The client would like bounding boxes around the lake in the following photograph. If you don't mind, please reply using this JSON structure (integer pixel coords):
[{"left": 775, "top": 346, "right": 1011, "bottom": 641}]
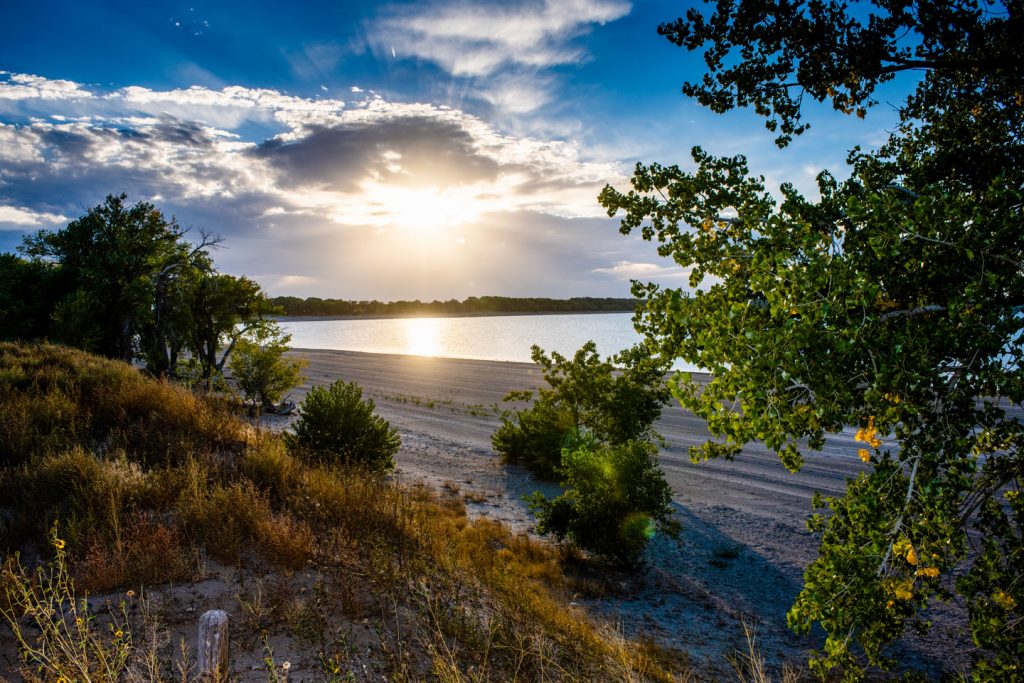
[{"left": 280, "top": 312, "right": 697, "bottom": 369}]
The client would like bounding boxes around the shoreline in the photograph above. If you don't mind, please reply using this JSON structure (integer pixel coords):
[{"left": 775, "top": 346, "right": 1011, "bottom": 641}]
[
  {"left": 272, "top": 346, "right": 959, "bottom": 674},
  {"left": 274, "top": 309, "right": 636, "bottom": 322}
]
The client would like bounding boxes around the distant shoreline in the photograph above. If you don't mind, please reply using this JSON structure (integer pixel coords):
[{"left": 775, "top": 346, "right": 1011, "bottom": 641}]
[{"left": 273, "top": 310, "right": 635, "bottom": 323}]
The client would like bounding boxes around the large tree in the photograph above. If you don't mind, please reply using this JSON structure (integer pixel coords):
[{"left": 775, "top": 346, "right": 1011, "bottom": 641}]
[
  {"left": 20, "top": 195, "right": 277, "bottom": 383},
  {"left": 600, "top": 1, "right": 1022, "bottom": 679},
  {"left": 22, "top": 194, "right": 190, "bottom": 363}
]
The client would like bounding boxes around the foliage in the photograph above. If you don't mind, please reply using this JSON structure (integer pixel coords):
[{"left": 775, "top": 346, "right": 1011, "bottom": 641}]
[
  {"left": 50, "top": 288, "right": 103, "bottom": 352},
  {"left": 600, "top": 0, "right": 1022, "bottom": 678},
  {"left": 0, "top": 342, "right": 683, "bottom": 681},
  {"left": 186, "top": 272, "right": 279, "bottom": 389},
  {"left": 285, "top": 379, "right": 400, "bottom": 473},
  {"left": 17, "top": 193, "right": 275, "bottom": 381},
  {"left": 492, "top": 342, "right": 671, "bottom": 479},
  {"left": 529, "top": 439, "right": 679, "bottom": 566},
  {"left": 21, "top": 194, "right": 194, "bottom": 363},
  {"left": 1, "top": 527, "right": 133, "bottom": 682},
  {"left": 0, "top": 253, "right": 57, "bottom": 341},
  {"left": 229, "top": 325, "right": 306, "bottom": 418},
  {"left": 659, "top": 0, "right": 1023, "bottom": 149}
]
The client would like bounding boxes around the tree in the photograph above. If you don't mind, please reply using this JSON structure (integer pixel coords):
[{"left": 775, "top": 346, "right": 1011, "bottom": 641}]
[
  {"left": 0, "top": 254, "right": 58, "bottom": 341},
  {"left": 285, "top": 380, "right": 400, "bottom": 473},
  {"left": 599, "top": 1, "right": 1022, "bottom": 678},
  {"left": 18, "top": 195, "right": 275, "bottom": 382},
  {"left": 22, "top": 194, "right": 192, "bottom": 363},
  {"left": 492, "top": 342, "right": 671, "bottom": 479},
  {"left": 228, "top": 326, "right": 306, "bottom": 422},
  {"left": 185, "top": 273, "right": 279, "bottom": 389},
  {"left": 529, "top": 438, "right": 679, "bottom": 566}
]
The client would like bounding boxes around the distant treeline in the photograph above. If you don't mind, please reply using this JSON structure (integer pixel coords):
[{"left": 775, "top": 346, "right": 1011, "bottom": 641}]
[{"left": 270, "top": 296, "right": 640, "bottom": 317}]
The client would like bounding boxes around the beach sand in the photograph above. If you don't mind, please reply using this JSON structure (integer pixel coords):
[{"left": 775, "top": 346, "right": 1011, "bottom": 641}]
[{"left": 270, "top": 348, "right": 965, "bottom": 676}]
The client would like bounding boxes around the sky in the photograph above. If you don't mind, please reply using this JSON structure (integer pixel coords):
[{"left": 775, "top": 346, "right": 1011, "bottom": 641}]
[{"left": 0, "top": 0, "right": 908, "bottom": 300}]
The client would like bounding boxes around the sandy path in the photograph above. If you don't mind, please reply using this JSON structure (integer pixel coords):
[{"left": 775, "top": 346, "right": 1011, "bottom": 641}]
[{"left": 274, "top": 348, "right": 963, "bottom": 677}]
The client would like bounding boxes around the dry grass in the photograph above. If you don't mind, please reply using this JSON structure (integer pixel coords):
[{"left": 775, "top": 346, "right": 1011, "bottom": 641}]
[{"left": 0, "top": 343, "right": 689, "bottom": 681}]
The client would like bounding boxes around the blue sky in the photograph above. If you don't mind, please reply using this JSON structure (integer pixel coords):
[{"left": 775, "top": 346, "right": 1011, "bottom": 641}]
[{"left": 0, "top": 0, "right": 907, "bottom": 300}]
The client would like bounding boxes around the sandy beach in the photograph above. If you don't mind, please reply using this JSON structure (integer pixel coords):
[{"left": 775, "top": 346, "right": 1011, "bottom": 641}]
[{"left": 275, "top": 348, "right": 964, "bottom": 677}]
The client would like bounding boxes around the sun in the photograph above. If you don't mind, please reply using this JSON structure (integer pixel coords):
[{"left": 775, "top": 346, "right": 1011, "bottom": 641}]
[{"left": 361, "top": 182, "right": 485, "bottom": 233}]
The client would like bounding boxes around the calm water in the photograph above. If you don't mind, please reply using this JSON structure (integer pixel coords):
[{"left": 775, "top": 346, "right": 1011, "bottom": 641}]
[{"left": 281, "top": 312, "right": 662, "bottom": 365}]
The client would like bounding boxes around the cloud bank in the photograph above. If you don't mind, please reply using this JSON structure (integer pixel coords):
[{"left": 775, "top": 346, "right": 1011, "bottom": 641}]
[{"left": 0, "top": 71, "right": 678, "bottom": 299}]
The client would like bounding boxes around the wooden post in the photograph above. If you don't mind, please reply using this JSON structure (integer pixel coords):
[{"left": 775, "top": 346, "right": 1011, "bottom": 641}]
[{"left": 197, "top": 609, "right": 229, "bottom": 681}]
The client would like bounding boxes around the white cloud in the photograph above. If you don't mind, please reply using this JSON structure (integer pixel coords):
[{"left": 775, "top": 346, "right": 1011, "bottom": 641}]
[
  {"left": 0, "top": 72, "right": 93, "bottom": 101},
  {"left": 378, "top": 0, "right": 630, "bottom": 76},
  {"left": 0, "top": 205, "right": 68, "bottom": 230},
  {"left": 371, "top": 0, "right": 629, "bottom": 115},
  {"left": 0, "top": 75, "right": 623, "bottom": 224},
  {"left": 477, "top": 74, "right": 554, "bottom": 114},
  {"left": 0, "top": 72, "right": 657, "bottom": 298}
]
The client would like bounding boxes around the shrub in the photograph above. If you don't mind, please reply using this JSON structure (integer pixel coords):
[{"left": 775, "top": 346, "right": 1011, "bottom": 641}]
[
  {"left": 229, "top": 326, "right": 306, "bottom": 418},
  {"left": 529, "top": 440, "right": 679, "bottom": 566},
  {"left": 491, "top": 396, "right": 574, "bottom": 479},
  {"left": 492, "top": 342, "right": 670, "bottom": 479},
  {"left": 285, "top": 380, "right": 400, "bottom": 473}
]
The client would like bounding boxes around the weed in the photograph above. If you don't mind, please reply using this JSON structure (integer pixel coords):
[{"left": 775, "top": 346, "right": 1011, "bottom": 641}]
[{"left": 1, "top": 527, "right": 133, "bottom": 682}]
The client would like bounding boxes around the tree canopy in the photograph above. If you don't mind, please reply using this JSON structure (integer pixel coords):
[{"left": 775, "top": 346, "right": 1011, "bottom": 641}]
[
  {"left": 12, "top": 194, "right": 279, "bottom": 387},
  {"left": 600, "top": 0, "right": 1022, "bottom": 678}
]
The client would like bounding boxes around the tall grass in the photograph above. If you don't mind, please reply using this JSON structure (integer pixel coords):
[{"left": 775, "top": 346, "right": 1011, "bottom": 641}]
[{"left": 0, "top": 343, "right": 686, "bottom": 681}]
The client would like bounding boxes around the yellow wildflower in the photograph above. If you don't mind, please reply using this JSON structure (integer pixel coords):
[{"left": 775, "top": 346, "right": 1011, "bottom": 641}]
[
  {"left": 858, "top": 448, "right": 871, "bottom": 463},
  {"left": 916, "top": 566, "right": 940, "bottom": 578},
  {"left": 894, "top": 587, "right": 913, "bottom": 601},
  {"left": 54, "top": 538, "right": 65, "bottom": 550},
  {"left": 993, "top": 590, "right": 1017, "bottom": 611},
  {"left": 114, "top": 629, "right": 124, "bottom": 639},
  {"left": 906, "top": 545, "right": 918, "bottom": 566}
]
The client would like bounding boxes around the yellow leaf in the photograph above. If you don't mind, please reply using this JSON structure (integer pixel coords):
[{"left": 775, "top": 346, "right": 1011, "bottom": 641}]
[
  {"left": 906, "top": 545, "right": 918, "bottom": 566},
  {"left": 858, "top": 448, "right": 871, "bottom": 463},
  {"left": 993, "top": 590, "right": 1017, "bottom": 611},
  {"left": 915, "top": 566, "right": 939, "bottom": 578}
]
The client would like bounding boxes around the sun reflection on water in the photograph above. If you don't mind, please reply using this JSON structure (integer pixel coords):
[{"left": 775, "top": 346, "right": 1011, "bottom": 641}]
[{"left": 403, "top": 317, "right": 442, "bottom": 357}]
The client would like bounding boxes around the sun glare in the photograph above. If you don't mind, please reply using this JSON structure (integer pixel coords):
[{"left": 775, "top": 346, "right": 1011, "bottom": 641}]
[
  {"left": 358, "top": 182, "right": 486, "bottom": 232},
  {"left": 403, "top": 317, "right": 442, "bottom": 357}
]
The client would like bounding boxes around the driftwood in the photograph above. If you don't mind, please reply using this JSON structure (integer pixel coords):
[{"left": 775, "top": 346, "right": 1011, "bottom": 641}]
[{"left": 197, "top": 609, "right": 229, "bottom": 681}]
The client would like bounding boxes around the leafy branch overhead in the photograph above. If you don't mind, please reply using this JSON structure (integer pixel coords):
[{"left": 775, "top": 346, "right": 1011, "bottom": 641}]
[
  {"left": 660, "top": 0, "right": 1023, "bottom": 146},
  {"left": 602, "top": 0, "right": 1023, "bottom": 678}
]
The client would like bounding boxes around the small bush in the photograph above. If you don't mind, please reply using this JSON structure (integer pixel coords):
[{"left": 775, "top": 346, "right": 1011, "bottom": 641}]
[
  {"left": 491, "top": 397, "right": 574, "bottom": 479},
  {"left": 529, "top": 440, "right": 679, "bottom": 566},
  {"left": 285, "top": 380, "right": 400, "bottom": 473},
  {"left": 492, "top": 342, "right": 670, "bottom": 480}
]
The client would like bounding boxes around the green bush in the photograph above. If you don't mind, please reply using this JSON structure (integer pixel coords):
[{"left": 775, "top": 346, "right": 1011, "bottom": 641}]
[
  {"left": 492, "top": 342, "right": 670, "bottom": 479},
  {"left": 229, "top": 326, "right": 306, "bottom": 417},
  {"left": 529, "top": 439, "right": 679, "bottom": 566},
  {"left": 491, "top": 395, "right": 574, "bottom": 479},
  {"left": 285, "top": 380, "right": 400, "bottom": 473}
]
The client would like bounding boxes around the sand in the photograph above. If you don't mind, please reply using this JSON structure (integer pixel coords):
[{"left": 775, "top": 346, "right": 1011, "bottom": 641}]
[{"left": 269, "top": 348, "right": 966, "bottom": 677}]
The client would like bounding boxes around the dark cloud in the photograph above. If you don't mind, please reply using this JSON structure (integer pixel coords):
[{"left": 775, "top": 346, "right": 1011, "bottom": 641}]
[{"left": 253, "top": 116, "right": 501, "bottom": 190}]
